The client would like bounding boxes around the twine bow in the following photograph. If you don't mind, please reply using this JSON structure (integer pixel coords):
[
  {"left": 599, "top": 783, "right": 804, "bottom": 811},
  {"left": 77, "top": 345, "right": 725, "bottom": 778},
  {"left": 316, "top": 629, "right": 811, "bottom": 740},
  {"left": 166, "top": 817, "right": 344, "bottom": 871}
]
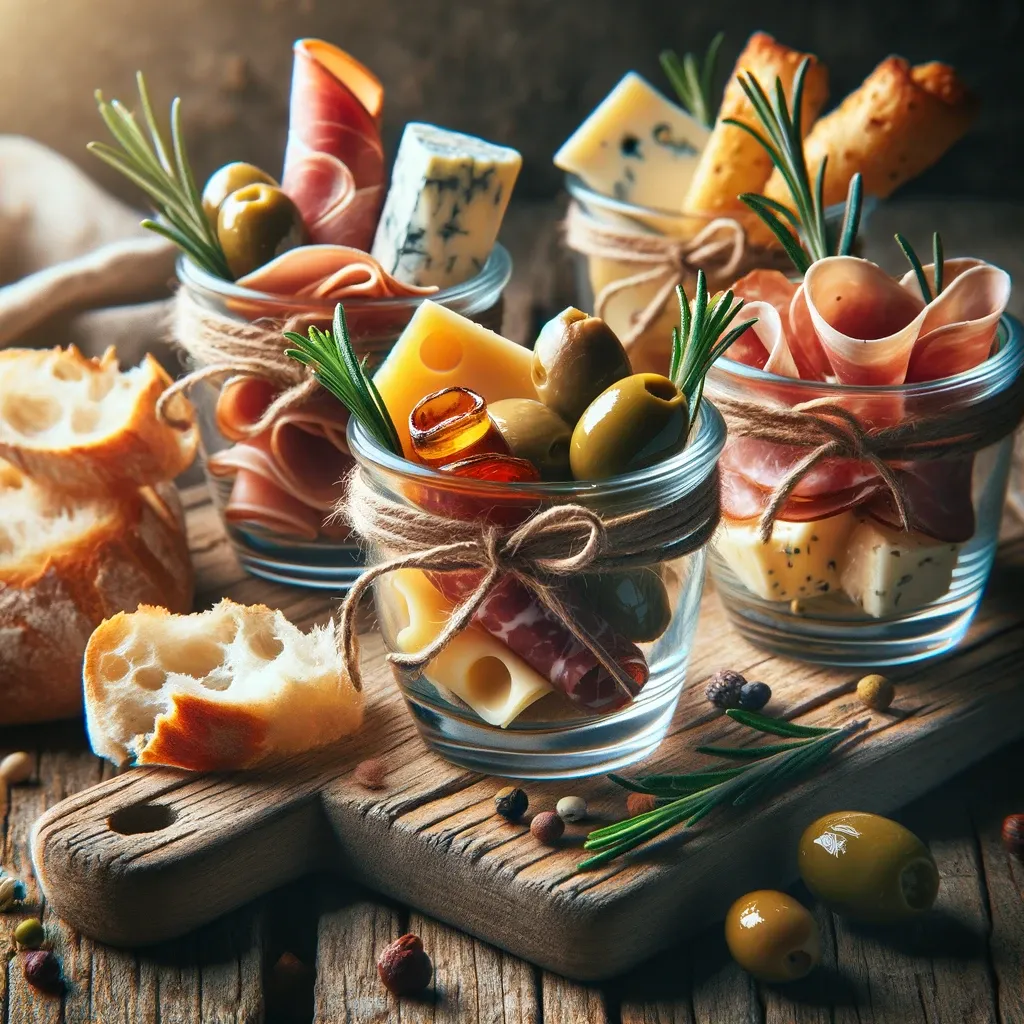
[
  {"left": 562, "top": 201, "right": 753, "bottom": 348},
  {"left": 336, "top": 466, "right": 721, "bottom": 696}
]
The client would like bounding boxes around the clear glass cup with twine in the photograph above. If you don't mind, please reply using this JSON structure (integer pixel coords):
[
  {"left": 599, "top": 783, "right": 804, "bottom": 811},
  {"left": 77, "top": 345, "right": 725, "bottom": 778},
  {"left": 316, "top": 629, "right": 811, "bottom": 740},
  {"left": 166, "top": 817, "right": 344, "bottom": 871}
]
[
  {"left": 169, "top": 248, "right": 511, "bottom": 590},
  {"left": 703, "top": 315, "right": 1024, "bottom": 667},
  {"left": 341, "top": 402, "right": 726, "bottom": 779}
]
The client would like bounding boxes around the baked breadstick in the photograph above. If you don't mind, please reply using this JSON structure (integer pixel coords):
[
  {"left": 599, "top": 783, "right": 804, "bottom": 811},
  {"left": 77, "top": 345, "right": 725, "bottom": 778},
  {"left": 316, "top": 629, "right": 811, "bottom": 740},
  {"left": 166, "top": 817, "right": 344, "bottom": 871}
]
[
  {"left": 762, "top": 57, "right": 978, "bottom": 209},
  {"left": 682, "top": 32, "right": 829, "bottom": 220}
]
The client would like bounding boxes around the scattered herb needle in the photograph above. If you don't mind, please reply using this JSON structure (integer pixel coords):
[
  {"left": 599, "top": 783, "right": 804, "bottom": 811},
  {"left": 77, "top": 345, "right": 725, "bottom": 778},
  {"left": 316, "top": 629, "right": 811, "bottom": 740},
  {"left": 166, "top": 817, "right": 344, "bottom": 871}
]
[
  {"left": 660, "top": 32, "right": 726, "bottom": 129},
  {"left": 669, "top": 270, "right": 757, "bottom": 431},
  {"left": 895, "top": 231, "right": 945, "bottom": 302},
  {"left": 285, "top": 303, "right": 402, "bottom": 455},
  {"left": 89, "top": 73, "right": 232, "bottom": 280},
  {"left": 578, "top": 711, "right": 867, "bottom": 871},
  {"left": 724, "top": 58, "right": 863, "bottom": 274}
]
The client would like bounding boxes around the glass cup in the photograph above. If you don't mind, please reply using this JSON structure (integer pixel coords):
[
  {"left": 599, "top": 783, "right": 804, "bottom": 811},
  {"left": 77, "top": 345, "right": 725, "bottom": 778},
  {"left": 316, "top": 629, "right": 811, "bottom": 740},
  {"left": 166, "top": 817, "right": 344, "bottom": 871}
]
[
  {"left": 347, "top": 403, "right": 727, "bottom": 779},
  {"left": 177, "top": 248, "right": 511, "bottom": 590},
  {"left": 704, "top": 315, "right": 1023, "bottom": 667}
]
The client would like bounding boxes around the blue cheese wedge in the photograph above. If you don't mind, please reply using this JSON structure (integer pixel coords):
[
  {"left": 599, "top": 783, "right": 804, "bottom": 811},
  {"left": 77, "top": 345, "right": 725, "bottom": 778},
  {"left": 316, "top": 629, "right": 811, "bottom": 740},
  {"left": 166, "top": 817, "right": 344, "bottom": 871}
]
[
  {"left": 840, "top": 518, "right": 960, "bottom": 618},
  {"left": 371, "top": 123, "right": 522, "bottom": 288},
  {"left": 554, "top": 72, "right": 711, "bottom": 209},
  {"left": 715, "top": 513, "right": 856, "bottom": 602}
]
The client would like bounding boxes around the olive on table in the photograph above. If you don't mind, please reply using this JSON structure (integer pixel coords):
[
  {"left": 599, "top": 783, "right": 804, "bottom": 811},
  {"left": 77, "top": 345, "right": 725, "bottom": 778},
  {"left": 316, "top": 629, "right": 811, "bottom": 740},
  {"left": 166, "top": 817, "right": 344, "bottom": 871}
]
[
  {"left": 201, "top": 162, "right": 278, "bottom": 226},
  {"left": 487, "top": 398, "right": 572, "bottom": 480},
  {"left": 532, "top": 307, "right": 631, "bottom": 424},
  {"left": 725, "top": 890, "right": 820, "bottom": 983},
  {"left": 569, "top": 373, "right": 688, "bottom": 480},
  {"left": 217, "top": 183, "right": 308, "bottom": 279},
  {"left": 579, "top": 568, "right": 672, "bottom": 642},
  {"left": 798, "top": 811, "right": 939, "bottom": 923}
]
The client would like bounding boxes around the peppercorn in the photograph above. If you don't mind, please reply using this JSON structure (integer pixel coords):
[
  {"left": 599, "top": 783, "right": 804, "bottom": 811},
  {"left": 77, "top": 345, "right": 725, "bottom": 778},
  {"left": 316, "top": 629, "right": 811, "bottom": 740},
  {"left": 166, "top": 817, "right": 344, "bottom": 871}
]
[
  {"left": 706, "top": 669, "right": 746, "bottom": 709},
  {"left": 626, "top": 792, "right": 658, "bottom": 816},
  {"left": 556, "top": 795, "right": 588, "bottom": 823},
  {"left": 531, "top": 811, "right": 565, "bottom": 845},
  {"left": 738, "top": 681, "right": 772, "bottom": 711},
  {"left": 14, "top": 917, "right": 45, "bottom": 949},
  {"left": 354, "top": 758, "right": 388, "bottom": 790},
  {"left": 1002, "top": 814, "right": 1024, "bottom": 860},
  {"left": 494, "top": 786, "right": 528, "bottom": 821},
  {"left": 377, "top": 934, "right": 433, "bottom": 996},
  {"left": 856, "top": 674, "right": 894, "bottom": 711},
  {"left": 21, "top": 950, "right": 62, "bottom": 994},
  {"left": 0, "top": 752, "right": 33, "bottom": 785},
  {"left": 0, "top": 876, "right": 26, "bottom": 912}
]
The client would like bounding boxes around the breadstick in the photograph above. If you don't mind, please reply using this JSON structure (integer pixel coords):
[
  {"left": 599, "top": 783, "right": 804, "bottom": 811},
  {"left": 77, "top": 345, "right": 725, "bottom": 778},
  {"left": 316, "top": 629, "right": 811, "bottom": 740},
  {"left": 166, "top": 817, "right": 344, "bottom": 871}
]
[
  {"left": 762, "top": 57, "right": 978, "bottom": 210},
  {"left": 682, "top": 32, "right": 829, "bottom": 221}
]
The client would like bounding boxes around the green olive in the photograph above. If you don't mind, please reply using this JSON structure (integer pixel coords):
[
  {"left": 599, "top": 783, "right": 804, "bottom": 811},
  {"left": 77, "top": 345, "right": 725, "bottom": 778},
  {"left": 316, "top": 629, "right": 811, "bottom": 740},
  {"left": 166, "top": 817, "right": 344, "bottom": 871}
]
[
  {"left": 725, "top": 890, "right": 820, "bottom": 983},
  {"left": 217, "top": 184, "right": 308, "bottom": 279},
  {"left": 487, "top": 399, "right": 572, "bottom": 480},
  {"left": 579, "top": 568, "right": 671, "bottom": 642},
  {"left": 569, "top": 373, "right": 688, "bottom": 480},
  {"left": 798, "top": 811, "right": 939, "bottom": 923},
  {"left": 201, "top": 162, "right": 279, "bottom": 227},
  {"left": 532, "top": 307, "right": 631, "bottom": 424}
]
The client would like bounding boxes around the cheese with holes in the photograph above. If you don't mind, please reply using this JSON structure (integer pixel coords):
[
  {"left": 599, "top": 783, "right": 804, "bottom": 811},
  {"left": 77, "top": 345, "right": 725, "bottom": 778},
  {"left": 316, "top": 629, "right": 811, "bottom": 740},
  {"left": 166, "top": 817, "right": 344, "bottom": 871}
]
[
  {"left": 377, "top": 569, "right": 553, "bottom": 727},
  {"left": 371, "top": 123, "right": 521, "bottom": 288},
  {"left": 840, "top": 518, "right": 960, "bottom": 617},
  {"left": 554, "top": 72, "right": 711, "bottom": 209},
  {"left": 372, "top": 301, "right": 535, "bottom": 456},
  {"left": 715, "top": 513, "right": 856, "bottom": 601}
]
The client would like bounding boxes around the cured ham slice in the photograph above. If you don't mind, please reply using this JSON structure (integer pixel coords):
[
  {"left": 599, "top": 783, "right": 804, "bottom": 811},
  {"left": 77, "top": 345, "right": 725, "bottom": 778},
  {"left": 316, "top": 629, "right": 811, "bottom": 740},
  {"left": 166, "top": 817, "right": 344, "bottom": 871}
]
[
  {"left": 218, "top": 468, "right": 325, "bottom": 541},
  {"left": 864, "top": 457, "right": 976, "bottom": 543},
  {"left": 281, "top": 40, "right": 386, "bottom": 252}
]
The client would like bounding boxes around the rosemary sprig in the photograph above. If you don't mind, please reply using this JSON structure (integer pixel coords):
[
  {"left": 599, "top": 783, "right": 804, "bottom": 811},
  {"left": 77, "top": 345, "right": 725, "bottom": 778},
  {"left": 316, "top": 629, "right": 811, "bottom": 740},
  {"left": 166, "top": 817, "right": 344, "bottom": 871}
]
[
  {"left": 895, "top": 231, "right": 946, "bottom": 302},
  {"left": 669, "top": 270, "right": 757, "bottom": 433},
  {"left": 578, "top": 714, "right": 867, "bottom": 871},
  {"left": 285, "top": 303, "right": 402, "bottom": 455},
  {"left": 660, "top": 32, "right": 726, "bottom": 129},
  {"left": 724, "top": 58, "right": 863, "bottom": 274},
  {"left": 89, "top": 73, "right": 232, "bottom": 280}
]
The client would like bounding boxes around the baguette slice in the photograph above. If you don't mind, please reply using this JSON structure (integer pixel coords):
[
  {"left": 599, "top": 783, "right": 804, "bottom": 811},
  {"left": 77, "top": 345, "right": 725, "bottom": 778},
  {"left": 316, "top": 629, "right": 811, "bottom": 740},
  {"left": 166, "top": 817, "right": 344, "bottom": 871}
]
[
  {"left": 0, "top": 461, "right": 193, "bottom": 724},
  {"left": 0, "top": 345, "right": 197, "bottom": 493},
  {"left": 84, "top": 600, "right": 363, "bottom": 771}
]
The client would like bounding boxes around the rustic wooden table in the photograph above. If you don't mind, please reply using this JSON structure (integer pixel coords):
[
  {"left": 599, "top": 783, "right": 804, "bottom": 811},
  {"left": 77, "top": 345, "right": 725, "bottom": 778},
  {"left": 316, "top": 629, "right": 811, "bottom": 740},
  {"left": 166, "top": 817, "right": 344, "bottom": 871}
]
[{"left": 3, "top": 200, "right": 1024, "bottom": 1023}]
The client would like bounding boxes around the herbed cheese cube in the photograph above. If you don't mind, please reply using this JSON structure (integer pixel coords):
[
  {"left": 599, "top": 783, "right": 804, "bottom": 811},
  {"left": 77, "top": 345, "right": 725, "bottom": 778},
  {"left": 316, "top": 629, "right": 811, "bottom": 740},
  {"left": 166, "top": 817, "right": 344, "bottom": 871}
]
[
  {"left": 840, "top": 518, "right": 960, "bottom": 618},
  {"left": 715, "top": 513, "right": 856, "bottom": 602},
  {"left": 554, "top": 72, "right": 710, "bottom": 209},
  {"left": 371, "top": 123, "right": 521, "bottom": 288}
]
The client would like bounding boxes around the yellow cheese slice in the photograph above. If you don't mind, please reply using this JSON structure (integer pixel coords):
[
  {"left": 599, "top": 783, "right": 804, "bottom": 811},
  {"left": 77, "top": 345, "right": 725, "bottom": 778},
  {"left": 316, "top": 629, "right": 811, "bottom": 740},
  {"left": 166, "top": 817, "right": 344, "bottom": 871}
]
[
  {"left": 376, "top": 568, "right": 553, "bottom": 727},
  {"left": 373, "top": 301, "right": 536, "bottom": 456}
]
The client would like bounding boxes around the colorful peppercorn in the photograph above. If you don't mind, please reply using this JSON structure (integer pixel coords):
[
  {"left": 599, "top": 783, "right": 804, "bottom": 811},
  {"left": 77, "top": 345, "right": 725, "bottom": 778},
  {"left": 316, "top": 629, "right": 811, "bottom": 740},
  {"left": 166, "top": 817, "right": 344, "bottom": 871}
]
[
  {"left": 1001, "top": 814, "right": 1024, "bottom": 861},
  {"left": 531, "top": 811, "right": 565, "bottom": 845},
  {"left": 0, "top": 752, "right": 33, "bottom": 785},
  {"left": 0, "top": 876, "right": 26, "bottom": 912},
  {"left": 856, "top": 674, "right": 894, "bottom": 711},
  {"left": 377, "top": 934, "right": 433, "bottom": 996},
  {"left": 626, "top": 792, "right": 658, "bottom": 816},
  {"left": 738, "top": 681, "right": 772, "bottom": 711},
  {"left": 556, "top": 796, "right": 588, "bottom": 823},
  {"left": 706, "top": 669, "right": 746, "bottom": 709},
  {"left": 22, "top": 950, "right": 62, "bottom": 994},
  {"left": 494, "top": 786, "right": 528, "bottom": 821},
  {"left": 14, "top": 917, "right": 45, "bottom": 949},
  {"left": 354, "top": 758, "right": 388, "bottom": 790}
]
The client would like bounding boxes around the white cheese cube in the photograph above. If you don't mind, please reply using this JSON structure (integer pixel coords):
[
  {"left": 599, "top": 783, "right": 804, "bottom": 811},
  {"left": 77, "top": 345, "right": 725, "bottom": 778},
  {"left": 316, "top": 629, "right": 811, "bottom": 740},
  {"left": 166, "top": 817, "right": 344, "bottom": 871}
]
[
  {"left": 715, "top": 513, "right": 856, "bottom": 602},
  {"left": 554, "top": 72, "right": 711, "bottom": 209},
  {"left": 840, "top": 519, "right": 960, "bottom": 618},
  {"left": 371, "top": 123, "right": 522, "bottom": 288}
]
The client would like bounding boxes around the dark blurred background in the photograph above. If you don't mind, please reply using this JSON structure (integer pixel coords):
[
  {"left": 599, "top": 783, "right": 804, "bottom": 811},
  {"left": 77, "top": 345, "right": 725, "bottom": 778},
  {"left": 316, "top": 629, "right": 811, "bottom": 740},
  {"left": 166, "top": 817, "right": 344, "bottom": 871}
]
[{"left": 1, "top": 0, "right": 1021, "bottom": 203}]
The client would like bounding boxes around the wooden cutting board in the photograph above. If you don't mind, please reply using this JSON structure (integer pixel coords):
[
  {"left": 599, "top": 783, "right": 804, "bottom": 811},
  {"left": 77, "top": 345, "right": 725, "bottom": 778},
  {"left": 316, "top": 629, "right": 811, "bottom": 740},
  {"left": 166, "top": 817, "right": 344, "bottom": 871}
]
[{"left": 29, "top": 486, "right": 1024, "bottom": 981}]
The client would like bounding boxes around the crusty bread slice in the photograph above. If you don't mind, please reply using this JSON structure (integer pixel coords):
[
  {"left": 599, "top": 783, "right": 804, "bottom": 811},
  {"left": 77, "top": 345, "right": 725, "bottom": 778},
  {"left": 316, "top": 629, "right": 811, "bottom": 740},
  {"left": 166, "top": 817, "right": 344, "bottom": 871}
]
[
  {"left": 84, "top": 600, "right": 362, "bottom": 771},
  {"left": 0, "top": 345, "right": 197, "bottom": 493},
  {"left": 0, "top": 460, "right": 193, "bottom": 724}
]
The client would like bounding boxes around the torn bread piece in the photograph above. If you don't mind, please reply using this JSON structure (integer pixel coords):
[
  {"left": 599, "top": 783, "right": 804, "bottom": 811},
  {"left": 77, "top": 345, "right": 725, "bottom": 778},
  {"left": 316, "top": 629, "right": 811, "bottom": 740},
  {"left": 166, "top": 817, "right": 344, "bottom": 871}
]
[
  {"left": 0, "top": 345, "right": 197, "bottom": 493},
  {"left": 84, "top": 600, "right": 362, "bottom": 771}
]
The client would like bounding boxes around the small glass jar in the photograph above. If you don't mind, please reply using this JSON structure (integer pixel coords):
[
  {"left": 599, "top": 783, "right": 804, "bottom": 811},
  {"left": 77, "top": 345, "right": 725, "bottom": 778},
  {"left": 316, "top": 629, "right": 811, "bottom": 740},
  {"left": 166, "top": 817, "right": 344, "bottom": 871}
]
[
  {"left": 347, "top": 404, "right": 726, "bottom": 779},
  {"left": 704, "top": 315, "right": 1023, "bottom": 667},
  {"left": 177, "top": 248, "right": 511, "bottom": 590}
]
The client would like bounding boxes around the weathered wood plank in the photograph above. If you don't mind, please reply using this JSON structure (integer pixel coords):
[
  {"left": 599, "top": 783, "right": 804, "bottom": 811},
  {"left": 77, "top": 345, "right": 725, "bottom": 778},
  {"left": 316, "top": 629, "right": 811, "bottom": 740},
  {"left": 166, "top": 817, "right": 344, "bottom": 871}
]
[{"left": 541, "top": 970, "right": 608, "bottom": 1024}]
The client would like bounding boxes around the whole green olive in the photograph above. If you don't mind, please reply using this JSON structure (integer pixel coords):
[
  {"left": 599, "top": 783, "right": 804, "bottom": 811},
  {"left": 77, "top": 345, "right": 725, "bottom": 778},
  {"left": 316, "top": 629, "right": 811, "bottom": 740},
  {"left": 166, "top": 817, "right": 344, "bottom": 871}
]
[
  {"left": 569, "top": 373, "right": 688, "bottom": 480},
  {"left": 579, "top": 568, "right": 671, "bottom": 642},
  {"left": 532, "top": 307, "right": 631, "bottom": 424},
  {"left": 217, "top": 184, "right": 308, "bottom": 279},
  {"left": 798, "top": 811, "right": 939, "bottom": 923},
  {"left": 487, "top": 398, "right": 572, "bottom": 480},
  {"left": 725, "top": 890, "right": 820, "bottom": 983},
  {"left": 201, "top": 162, "right": 279, "bottom": 227}
]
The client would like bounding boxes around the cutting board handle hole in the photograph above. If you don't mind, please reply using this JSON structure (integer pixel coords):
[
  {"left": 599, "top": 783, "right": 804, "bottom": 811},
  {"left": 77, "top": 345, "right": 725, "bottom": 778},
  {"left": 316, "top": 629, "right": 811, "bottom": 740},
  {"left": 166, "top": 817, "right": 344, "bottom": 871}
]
[{"left": 107, "top": 803, "right": 177, "bottom": 835}]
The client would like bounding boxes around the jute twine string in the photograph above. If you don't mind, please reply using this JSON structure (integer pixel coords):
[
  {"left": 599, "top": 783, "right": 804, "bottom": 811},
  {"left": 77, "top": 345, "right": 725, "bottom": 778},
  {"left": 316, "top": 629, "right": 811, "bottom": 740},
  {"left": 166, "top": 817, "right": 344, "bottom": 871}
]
[
  {"left": 562, "top": 201, "right": 757, "bottom": 348},
  {"left": 335, "top": 465, "right": 721, "bottom": 695},
  {"left": 715, "top": 367, "right": 1024, "bottom": 542}
]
